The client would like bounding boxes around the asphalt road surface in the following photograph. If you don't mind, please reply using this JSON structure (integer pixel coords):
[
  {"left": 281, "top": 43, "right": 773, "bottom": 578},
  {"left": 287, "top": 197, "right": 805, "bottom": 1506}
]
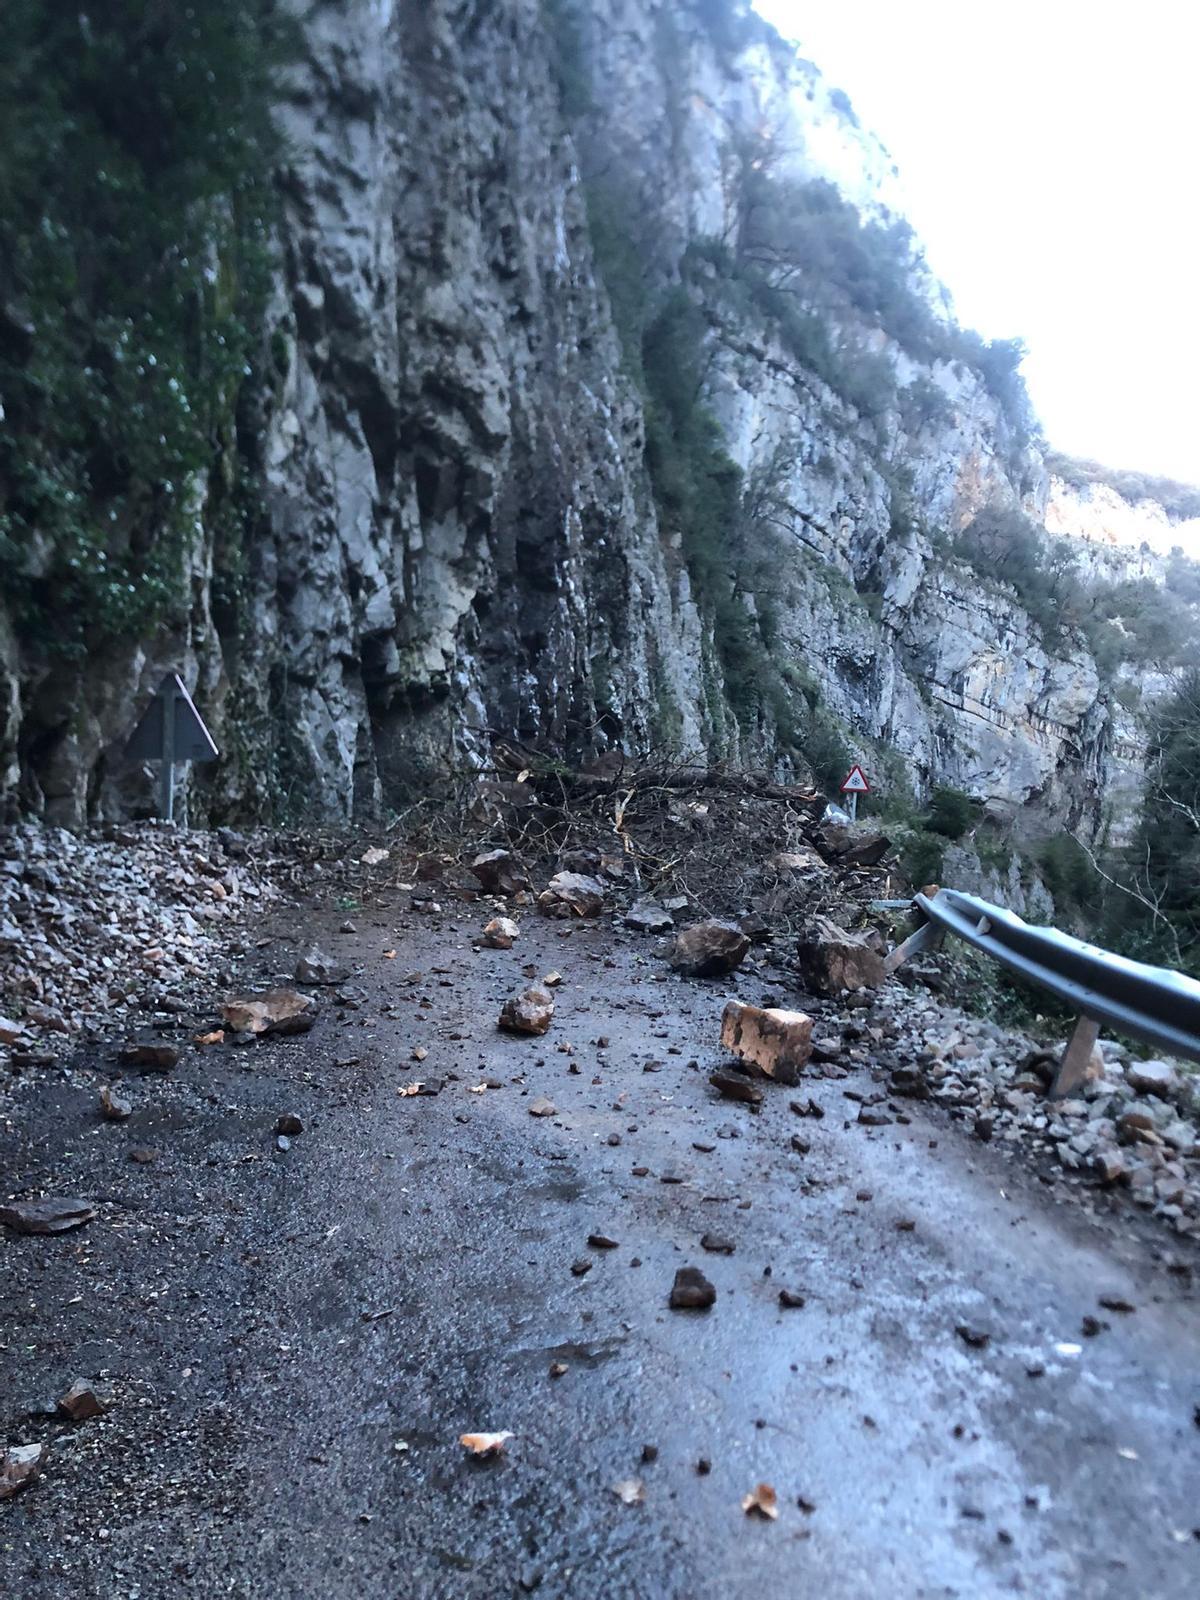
[{"left": 3, "top": 887, "right": 1198, "bottom": 1598}]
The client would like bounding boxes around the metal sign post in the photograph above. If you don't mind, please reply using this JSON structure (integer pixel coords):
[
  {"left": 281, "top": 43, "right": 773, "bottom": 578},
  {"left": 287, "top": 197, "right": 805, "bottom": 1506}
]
[
  {"left": 127, "top": 674, "right": 219, "bottom": 822},
  {"left": 839, "top": 764, "right": 870, "bottom": 822}
]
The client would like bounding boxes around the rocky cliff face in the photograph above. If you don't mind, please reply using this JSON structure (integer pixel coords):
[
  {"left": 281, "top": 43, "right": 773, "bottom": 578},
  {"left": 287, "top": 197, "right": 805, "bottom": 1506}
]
[{"left": 0, "top": 0, "right": 1194, "bottom": 836}]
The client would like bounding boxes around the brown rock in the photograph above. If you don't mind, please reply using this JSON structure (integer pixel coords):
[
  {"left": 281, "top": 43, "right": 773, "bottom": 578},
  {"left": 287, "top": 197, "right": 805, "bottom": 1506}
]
[
  {"left": 119, "top": 1041, "right": 180, "bottom": 1072},
  {"left": 537, "top": 871, "right": 606, "bottom": 918},
  {"left": 669, "top": 1267, "right": 717, "bottom": 1310},
  {"left": 99, "top": 1085, "right": 132, "bottom": 1121},
  {"left": 700, "top": 1232, "right": 735, "bottom": 1254},
  {"left": 222, "top": 989, "right": 315, "bottom": 1037},
  {"left": 0, "top": 1197, "right": 96, "bottom": 1235},
  {"left": 276, "top": 1113, "right": 304, "bottom": 1136},
  {"left": 0, "top": 1015, "right": 26, "bottom": 1047},
  {"left": 529, "top": 1097, "right": 557, "bottom": 1117},
  {"left": 469, "top": 849, "right": 532, "bottom": 896},
  {"left": 499, "top": 986, "right": 555, "bottom": 1036},
  {"left": 795, "top": 917, "right": 885, "bottom": 994},
  {"left": 778, "top": 1288, "right": 806, "bottom": 1308},
  {"left": 669, "top": 920, "right": 750, "bottom": 978},
  {"left": 720, "top": 1001, "right": 813, "bottom": 1085},
  {"left": 481, "top": 916, "right": 519, "bottom": 949},
  {"left": 709, "top": 1068, "right": 764, "bottom": 1107},
  {"left": 841, "top": 831, "right": 892, "bottom": 868},
  {"left": 1125, "top": 1059, "right": 1178, "bottom": 1098},
  {"left": 0, "top": 1443, "right": 45, "bottom": 1500},
  {"left": 58, "top": 1380, "right": 110, "bottom": 1421}
]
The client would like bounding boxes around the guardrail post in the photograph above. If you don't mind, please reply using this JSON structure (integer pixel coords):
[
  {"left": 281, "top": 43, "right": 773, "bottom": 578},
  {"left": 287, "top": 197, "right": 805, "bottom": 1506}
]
[
  {"left": 1049, "top": 1015, "right": 1100, "bottom": 1100},
  {"left": 883, "top": 916, "right": 944, "bottom": 976}
]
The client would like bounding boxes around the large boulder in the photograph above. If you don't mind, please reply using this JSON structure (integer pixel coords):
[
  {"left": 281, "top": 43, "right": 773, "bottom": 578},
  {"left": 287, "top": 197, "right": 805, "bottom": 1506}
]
[
  {"left": 669, "top": 920, "right": 750, "bottom": 978},
  {"left": 719, "top": 1001, "right": 813, "bottom": 1085},
  {"left": 795, "top": 917, "right": 884, "bottom": 994}
]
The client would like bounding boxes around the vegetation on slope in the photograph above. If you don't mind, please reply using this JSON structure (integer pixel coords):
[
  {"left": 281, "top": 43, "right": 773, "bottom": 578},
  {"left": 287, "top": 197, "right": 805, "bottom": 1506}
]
[
  {"left": 0, "top": 1, "right": 290, "bottom": 658},
  {"left": 1045, "top": 451, "right": 1200, "bottom": 523}
]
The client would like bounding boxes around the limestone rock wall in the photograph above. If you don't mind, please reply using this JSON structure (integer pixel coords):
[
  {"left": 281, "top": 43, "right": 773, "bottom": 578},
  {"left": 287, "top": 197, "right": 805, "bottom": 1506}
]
[{"left": 0, "top": 0, "right": 1192, "bottom": 838}]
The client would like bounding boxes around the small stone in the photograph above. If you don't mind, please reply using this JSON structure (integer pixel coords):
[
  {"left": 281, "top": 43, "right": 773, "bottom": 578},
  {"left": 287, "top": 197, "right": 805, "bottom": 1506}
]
[
  {"left": 625, "top": 899, "right": 675, "bottom": 933},
  {"left": 955, "top": 1324, "right": 990, "bottom": 1349},
  {"left": 119, "top": 1041, "right": 180, "bottom": 1072},
  {"left": 588, "top": 1233, "right": 619, "bottom": 1250},
  {"left": 641, "top": 1443, "right": 659, "bottom": 1464},
  {"left": 789, "top": 1097, "right": 824, "bottom": 1119},
  {"left": 709, "top": 1068, "right": 764, "bottom": 1107},
  {"left": 858, "top": 1107, "right": 892, "bottom": 1127},
  {"left": 570, "top": 1258, "right": 592, "bottom": 1277},
  {"left": 549, "top": 1362, "right": 568, "bottom": 1379},
  {"left": 700, "top": 1232, "right": 735, "bottom": 1254},
  {"left": 58, "top": 1380, "right": 110, "bottom": 1421},
  {"left": 696, "top": 1457, "right": 712, "bottom": 1475},
  {"left": 1081, "top": 1314, "right": 1108, "bottom": 1337},
  {"left": 1125, "top": 1059, "right": 1178, "bottom": 1097},
  {"left": 537, "top": 872, "right": 606, "bottom": 918},
  {"left": 0, "top": 1442, "right": 45, "bottom": 1500},
  {"left": 778, "top": 1288, "right": 806, "bottom": 1308},
  {"left": 99, "top": 1085, "right": 132, "bottom": 1121},
  {"left": 1, "top": 1197, "right": 96, "bottom": 1235},
  {"left": 1098, "top": 1294, "right": 1135, "bottom": 1314},
  {"left": 128, "top": 1146, "right": 156, "bottom": 1165},
  {"left": 790, "top": 1134, "right": 810, "bottom": 1155},
  {"left": 276, "top": 1113, "right": 304, "bottom": 1136},
  {"left": 469, "top": 849, "right": 532, "bottom": 897},
  {"left": 276, "top": 1135, "right": 291, "bottom": 1152},
  {"left": 481, "top": 916, "right": 520, "bottom": 949},
  {"left": 499, "top": 987, "right": 555, "bottom": 1036},
  {"left": 529, "top": 1096, "right": 557, "bottom": 1117},
  {"left": 670, "top": 1266, "right": 717, "bottom": 1310},
  {"left": 295, "top": 946, "right": 348, "bottom": 985}
]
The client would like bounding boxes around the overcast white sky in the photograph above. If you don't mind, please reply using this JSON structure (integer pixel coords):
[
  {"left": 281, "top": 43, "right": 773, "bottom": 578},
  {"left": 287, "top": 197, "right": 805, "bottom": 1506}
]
[{"left": 752, "top": 0, "right": 1200, "bottom": 484}]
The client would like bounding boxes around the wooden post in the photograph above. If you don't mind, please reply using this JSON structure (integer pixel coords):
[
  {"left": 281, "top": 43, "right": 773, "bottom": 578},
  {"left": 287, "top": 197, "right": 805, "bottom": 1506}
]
[{"left": 1049, "top": 1014, "right": 1100, "bottom": 1099}]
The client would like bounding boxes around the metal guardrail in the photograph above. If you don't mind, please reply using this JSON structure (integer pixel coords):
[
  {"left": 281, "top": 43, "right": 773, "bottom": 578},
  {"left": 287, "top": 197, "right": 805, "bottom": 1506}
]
[{"left": 884, "top": 887, "right": 1200, "bottom": 1098}]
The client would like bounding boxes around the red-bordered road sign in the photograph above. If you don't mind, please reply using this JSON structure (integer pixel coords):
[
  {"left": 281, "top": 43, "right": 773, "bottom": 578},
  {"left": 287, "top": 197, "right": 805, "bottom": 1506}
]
[{"left": 840, "top": 765, "right": 870, "bottom": 795}]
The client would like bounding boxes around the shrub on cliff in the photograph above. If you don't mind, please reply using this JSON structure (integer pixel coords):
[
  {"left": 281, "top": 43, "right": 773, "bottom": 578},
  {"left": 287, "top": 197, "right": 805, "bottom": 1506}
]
[{"left": 0, "top": 1, "right": 291, "bottom": 657}]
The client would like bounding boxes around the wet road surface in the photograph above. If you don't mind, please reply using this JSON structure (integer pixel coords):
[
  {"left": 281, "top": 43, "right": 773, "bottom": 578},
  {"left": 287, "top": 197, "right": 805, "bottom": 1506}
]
[{"left": 2, "top": 890, "right": 1198, "bottom": 1597}]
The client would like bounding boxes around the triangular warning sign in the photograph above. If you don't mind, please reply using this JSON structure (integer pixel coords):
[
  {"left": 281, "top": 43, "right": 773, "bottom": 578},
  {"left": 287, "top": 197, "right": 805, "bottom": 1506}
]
[
  {"left": 840, "top": 764, "right": 870, "bottom": 794},
  {"left": 126, "top": 674, "right": 219, "bottom": 763}
]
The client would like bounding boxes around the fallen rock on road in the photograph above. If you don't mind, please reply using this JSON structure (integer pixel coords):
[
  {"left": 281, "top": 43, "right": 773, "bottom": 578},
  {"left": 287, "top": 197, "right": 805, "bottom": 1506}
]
[
  {"left": 499, "top": 986, "right": 555, "bottom": 1035},
  {"left": 670, "top": 920, "right": 750, "bottom": 978},
  {"left": 670, "top": 1267, "right": 717, "bottom": 1309},
  {"left": 1, "top": 1197, "right": 96, "bottom": 1235},
  {"left": 795, "top": 916, "right": 884, "bottom": 994},
  {"left": 221, "top": 988, "right": 315, "bottom": 1037},
  {"left": 0, "top": 1443, "right": 45, "bottom": 1501},
  {"left": 720, "top": 1000, "right": 813, "bottom": 1084}
]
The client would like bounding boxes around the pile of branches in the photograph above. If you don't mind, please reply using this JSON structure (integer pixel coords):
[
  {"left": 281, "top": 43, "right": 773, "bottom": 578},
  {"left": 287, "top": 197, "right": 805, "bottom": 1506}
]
[{"left": 385, "top": 741, "right": 904, "bottom": 936}]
